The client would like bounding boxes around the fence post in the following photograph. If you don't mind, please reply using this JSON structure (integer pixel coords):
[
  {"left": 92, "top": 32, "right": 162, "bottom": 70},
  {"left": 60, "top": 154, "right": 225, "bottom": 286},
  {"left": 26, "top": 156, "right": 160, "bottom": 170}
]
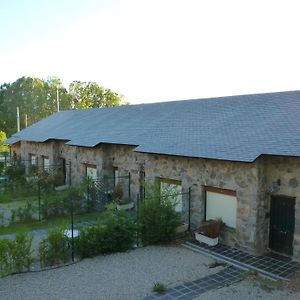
[
  {"left": 136, "top": 193, "right": 139, "bottom": 247},
  {"left": 38, "top": 180, "right": 41, "bottom": 221},
  {"left": 71, "top": 193, "right": 74, "bottom": 262},
  {"left": 87, "top": 176, "right": 90, "bottom": 212},
  {"left": 128, "top": 172, "right": 131, "bottom": 199},
  {"left": 69, "top": 160, "right": 72, "bottom": 187},
  {"left": 188, "top": 187, "right": 191, "bottom": 232},
  {"left": 68, "top": 160, "right": 74, "bottom": 262}
]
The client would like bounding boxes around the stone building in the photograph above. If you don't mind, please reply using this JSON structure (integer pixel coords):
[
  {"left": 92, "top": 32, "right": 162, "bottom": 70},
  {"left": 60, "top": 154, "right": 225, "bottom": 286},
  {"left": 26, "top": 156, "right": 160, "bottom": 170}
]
[{"left": 6, "top": 91, "right": 300, "bottom": 261}]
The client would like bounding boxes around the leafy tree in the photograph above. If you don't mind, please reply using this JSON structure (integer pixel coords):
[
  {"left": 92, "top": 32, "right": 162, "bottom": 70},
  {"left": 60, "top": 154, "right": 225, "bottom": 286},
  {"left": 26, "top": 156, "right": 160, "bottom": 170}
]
[
  {"left": 0, "top": 131, "right": 9, "bottom": 152},
  {"left": 69, "top": 81, "right": 123, "bottom": 109},
  {"left": 0, "top": 77, "right": 126, "bottom": 137},
  {"left": 0, "top": 77, "right": 71, "bottom": 135}
]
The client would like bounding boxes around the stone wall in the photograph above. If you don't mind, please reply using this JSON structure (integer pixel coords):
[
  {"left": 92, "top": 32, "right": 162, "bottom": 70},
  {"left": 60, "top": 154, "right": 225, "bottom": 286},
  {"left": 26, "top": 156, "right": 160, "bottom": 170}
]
[
  {"left": 258, "top": 156, "right": 300, "bottom": 260},
  {"left": 101, "top": 144, "right": 260, "bottom": 253},
  {"left": 12, "top": 140, "right": 300, "bottom": 260}
]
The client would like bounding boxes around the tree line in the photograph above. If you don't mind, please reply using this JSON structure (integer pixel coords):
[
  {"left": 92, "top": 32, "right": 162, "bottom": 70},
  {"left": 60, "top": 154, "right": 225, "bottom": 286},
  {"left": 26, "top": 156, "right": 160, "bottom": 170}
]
[{"left": 0, "top": 76, "right": 126, "bottom": 138}]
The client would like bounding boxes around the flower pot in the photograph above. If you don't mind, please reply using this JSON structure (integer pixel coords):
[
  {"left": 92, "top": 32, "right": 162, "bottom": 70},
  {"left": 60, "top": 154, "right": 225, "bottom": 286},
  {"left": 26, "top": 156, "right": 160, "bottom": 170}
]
[
  {"left": 195, "top": 232, "right": 219, "bottom": 246},
  {"left": 116, "top": 202, "right": 135, "bottom": 210}
]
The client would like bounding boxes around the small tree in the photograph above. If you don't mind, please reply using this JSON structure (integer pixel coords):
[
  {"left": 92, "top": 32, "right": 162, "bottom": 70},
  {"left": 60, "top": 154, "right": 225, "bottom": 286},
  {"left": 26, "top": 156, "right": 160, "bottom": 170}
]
[{"left": 137, "top": 181, "right": 182, "bottom": 245}]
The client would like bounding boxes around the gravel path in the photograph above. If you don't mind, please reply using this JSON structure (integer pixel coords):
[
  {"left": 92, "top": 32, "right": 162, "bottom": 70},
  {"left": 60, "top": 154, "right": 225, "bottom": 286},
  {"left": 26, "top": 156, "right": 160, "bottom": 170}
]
[
  {"left": 196, "top": 275, "right": 300, "bottom": 300},
  {"left": 0, "top": 245, "right": 222, "bottom": 300}
]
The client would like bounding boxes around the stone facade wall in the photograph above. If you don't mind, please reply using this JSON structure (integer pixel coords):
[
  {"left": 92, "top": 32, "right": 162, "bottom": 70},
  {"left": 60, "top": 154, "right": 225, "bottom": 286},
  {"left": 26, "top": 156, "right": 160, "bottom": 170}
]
[
  {"left": 18, "top": 141, "right": 56, "bottom": 170},
  {"left": 12, "top": 141, "right": 105, "bottom": 184},
  {"left": 10, "top": 140, "right": 300, "bottom": 260},
  {"left": 101, "top": 144, "right": 260, "bottom": 253},
  {"left": 257, "top": 156, "right": 300, "bottom": 260},
  {"left": 10, "top": 142, "right": 21, "bottom": 158}
]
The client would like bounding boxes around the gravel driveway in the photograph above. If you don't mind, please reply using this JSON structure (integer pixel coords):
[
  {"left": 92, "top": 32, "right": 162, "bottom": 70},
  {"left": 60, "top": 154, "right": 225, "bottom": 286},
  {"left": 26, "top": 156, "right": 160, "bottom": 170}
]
[
  {"left": 0, "top": 245, "right": 222, "bottom": 300},
  {"left": 196, "top": 275, "right": 300, "bottom": 300},
  {"left": 1, "top": 245, "right": 299, "bottom": 300}
]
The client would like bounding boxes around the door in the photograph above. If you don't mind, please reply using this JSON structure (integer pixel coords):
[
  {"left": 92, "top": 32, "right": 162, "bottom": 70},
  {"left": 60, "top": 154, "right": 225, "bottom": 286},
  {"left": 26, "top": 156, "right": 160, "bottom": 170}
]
[{"left": 269, "top": 196, "right": 295, "bottom": 256}]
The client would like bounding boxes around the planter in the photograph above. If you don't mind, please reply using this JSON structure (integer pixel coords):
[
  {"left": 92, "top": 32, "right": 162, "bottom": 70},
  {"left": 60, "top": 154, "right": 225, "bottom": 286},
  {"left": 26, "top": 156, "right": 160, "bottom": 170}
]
[
  {"left": 64, "top": 229, "right": 80, "bottom": 238},
  {"left": 176, "top": 223, "right": 189, "bottom": 234},
  {"left": 55, "top": 185, "right": 69, "bottom": 191},
  {"left": 195, "top": 232, "right": 219, "bottom": 246},
  {"left": 116, "top": 202, "right": 135, "bottom": 210}
]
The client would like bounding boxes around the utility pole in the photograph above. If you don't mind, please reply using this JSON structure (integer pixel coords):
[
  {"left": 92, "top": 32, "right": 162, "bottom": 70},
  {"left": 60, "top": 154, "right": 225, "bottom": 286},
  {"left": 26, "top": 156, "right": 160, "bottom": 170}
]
[
  {"left": 16, "top": 107, "right": 20, "bottom": 132},
  {"left": 25, "top": 114, "right": 28, "bottom": 128},
  {"left": 57, "top": 86, "right": 60, "bottom": 112}
]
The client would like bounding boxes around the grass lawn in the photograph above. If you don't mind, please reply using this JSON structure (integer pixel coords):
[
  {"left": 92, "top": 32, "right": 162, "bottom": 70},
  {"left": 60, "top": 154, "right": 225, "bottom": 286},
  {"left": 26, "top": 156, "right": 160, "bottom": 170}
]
[
  {"left": 0, "top": 211, "right": 105, "bottom": 236},
  {"left": 0, "top": 192, "right": 37, "bottom": 204}
]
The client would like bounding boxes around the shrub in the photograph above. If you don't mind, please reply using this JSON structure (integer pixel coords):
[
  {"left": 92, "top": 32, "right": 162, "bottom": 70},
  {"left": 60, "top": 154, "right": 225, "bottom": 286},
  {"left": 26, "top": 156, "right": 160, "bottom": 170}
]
[
  {"left": 0, "top": 233, "right": 34, "bottom": 277},
  {"left": 111, "top": 183, "right": 123, "bottom": 200},
  {"left": 153, "top": 282, "right": 166, "bottom": 294},
  {"left": 9, "top": 233, "right": 34, "bottom": 273},
  {"left": 76, "top": 210, "right": 136, "bottom": 258},
  {"left": 0, "top": 239, "right": 12, "bottom": 277},
  {"left": 4, "top": 162, "right": 25, "bottom": 181},
  {"left": 137, "top": 182, "right": 182, "bottom": 245},
  {"left": 15, "top": 201, "right": 37, "bottom": 222},
  {"left": 39, "top": 228, "right": 69, "bottom": 267},
  {"left": 41, "top": 187, "right": 85, "bottom": 219},
  {"left": 200, "top": 218, "right": 224, "bottom": 238}
]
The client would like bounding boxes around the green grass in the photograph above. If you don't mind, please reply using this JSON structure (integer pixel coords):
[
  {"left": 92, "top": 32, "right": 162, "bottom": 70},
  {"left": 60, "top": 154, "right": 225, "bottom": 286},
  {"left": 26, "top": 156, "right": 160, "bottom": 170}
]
[
  {"left": 0, "top": 192, "right": 37, "bottom": 204},
  {"left": 0, "top": 186, "right": 72, "bottom": 204},
  {"left": 0, "top": 211, "right": 105, "bottom": 236}
]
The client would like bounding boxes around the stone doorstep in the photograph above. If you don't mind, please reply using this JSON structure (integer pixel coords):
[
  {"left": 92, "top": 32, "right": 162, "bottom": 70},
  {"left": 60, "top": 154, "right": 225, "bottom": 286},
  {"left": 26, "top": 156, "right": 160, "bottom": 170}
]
[{"left": 182, "top": 242, "right": 295, "bottom": 281}]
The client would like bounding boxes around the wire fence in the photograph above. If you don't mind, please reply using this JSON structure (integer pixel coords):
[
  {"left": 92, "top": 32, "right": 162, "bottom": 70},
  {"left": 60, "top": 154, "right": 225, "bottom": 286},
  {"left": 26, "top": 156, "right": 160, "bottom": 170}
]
[{"left": 0, "top": 159, "right": 193, "bottom": 275}]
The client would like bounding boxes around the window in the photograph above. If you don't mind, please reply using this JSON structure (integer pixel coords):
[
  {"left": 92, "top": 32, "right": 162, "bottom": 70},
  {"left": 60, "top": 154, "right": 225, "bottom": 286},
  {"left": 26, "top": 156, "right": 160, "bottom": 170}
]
[
  {"left": 43, "top": 156, "right": 50, "bottom": 172},
  {"left": 205, "top": 187, "right": 237, "bottom": 229},
  {"left": 30, "top": 154, "right": 37, "bottom": 166},
  {"left": 159, "top": 178, "right": 182, "bottom": 212},
  {"left": 113, "top": 167, "right": 119, "bottom": 187},
  {"left": 86, "top": 164, "right": 97, "bottom": 180}
]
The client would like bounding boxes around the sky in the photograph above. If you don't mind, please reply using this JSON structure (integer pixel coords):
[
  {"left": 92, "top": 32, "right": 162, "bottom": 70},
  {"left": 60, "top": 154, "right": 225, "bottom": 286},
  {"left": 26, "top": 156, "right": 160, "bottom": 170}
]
[{"left": 1, "top": 0, "right": 300, "bottom": 104}]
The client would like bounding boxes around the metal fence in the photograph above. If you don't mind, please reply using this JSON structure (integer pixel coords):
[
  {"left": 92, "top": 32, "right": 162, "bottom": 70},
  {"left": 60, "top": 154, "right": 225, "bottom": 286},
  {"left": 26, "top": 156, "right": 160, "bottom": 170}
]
[
  {"left": 0, "top": 159, "right": 193, "bottom": 272},
  {"left": 136, "top": 187, "right": 192, "bottom": 230}
]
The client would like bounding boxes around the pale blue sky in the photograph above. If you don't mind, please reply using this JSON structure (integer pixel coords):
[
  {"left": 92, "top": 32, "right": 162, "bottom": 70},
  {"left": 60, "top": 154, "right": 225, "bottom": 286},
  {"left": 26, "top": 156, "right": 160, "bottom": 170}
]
[{"left": 1, "top": 0, "right": 300, "bottom": 104}]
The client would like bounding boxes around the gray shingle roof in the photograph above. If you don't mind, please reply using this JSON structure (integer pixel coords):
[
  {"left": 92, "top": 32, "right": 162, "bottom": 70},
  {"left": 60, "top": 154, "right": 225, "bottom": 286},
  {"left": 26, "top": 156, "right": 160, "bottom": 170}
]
[{"left": 6, "top": 90, "right": 300, "bottom": 162}]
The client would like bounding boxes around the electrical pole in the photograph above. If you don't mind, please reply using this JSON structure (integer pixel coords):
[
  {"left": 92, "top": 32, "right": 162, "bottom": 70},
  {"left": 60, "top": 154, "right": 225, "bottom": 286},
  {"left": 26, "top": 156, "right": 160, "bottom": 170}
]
[
  {"left": 57, "top": 86, "right": 60, "bottom": 112},
  {"left": 17, "top": 107, "right": 20, "bottom": 132},
  {"left": 25, "top": 114, "right": 28, "bottom": 128}
]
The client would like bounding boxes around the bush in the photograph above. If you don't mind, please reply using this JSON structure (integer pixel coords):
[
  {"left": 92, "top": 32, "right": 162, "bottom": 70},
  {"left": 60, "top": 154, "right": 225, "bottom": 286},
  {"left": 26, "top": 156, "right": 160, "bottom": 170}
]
[
  {"left": 0, "top": 233, "right": 34, "bottom": 277},
  {"left": 76, "top": 210, "right": 136, "bottom": 258},
  {"left": 0, "top": 239, "right": 12, "bottom": 276},
  {"left": 200, "top": 218, "right": 224, "bottom": 238},
  {"left": 39, "top": 228, "right": 69, "bottom": 267},
  {"left": 15, "top": 201, "right": 37, "bottom": 222},
  {"left": 41, "top": 187, "right": 85, "bottom": 219},
  {"left": 137, "top": 182, "right": 182, "bottom": 245},
  {"left": 9, "top": 234, "right": 34, "bottom": 273},
  {"left": 153, "top": 282, "right": 166, "bottom": 294}
]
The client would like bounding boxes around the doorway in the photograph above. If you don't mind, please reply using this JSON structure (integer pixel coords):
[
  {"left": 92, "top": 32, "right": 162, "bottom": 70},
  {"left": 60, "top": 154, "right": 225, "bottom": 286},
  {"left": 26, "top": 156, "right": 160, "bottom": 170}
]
[{"left": 269, "top": 196, "right": 295, "bottom": 256}]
